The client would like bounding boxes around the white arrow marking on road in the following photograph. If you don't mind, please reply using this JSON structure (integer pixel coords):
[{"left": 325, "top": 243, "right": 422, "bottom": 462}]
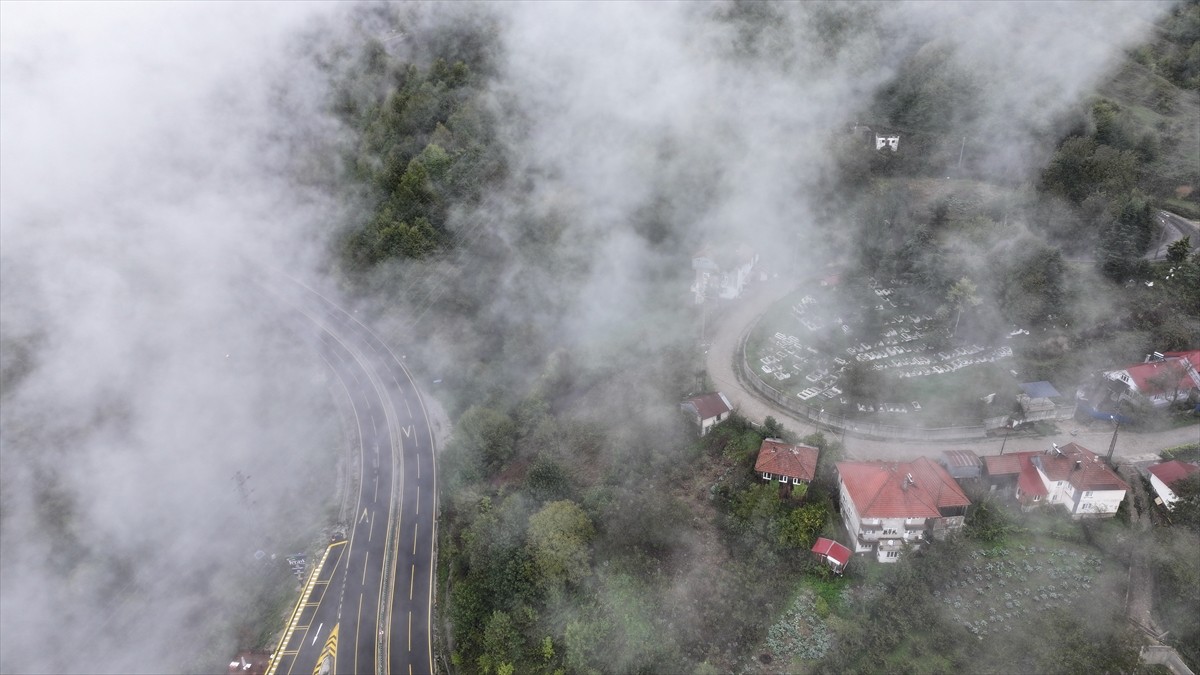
[
  {"left": 359, "top": 507, "right": 369, "bottom": 524},
  {"left": 401, "top": 425, "right": 414, "bottom": 438},
  {"left": 312, "top": 622, "right": 323, "bottom": 645}
]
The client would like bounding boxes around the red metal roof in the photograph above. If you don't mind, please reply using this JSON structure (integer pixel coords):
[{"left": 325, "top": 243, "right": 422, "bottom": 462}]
[
  {"left": 1039, "top": 443, "right": 1129, "bottom": 492},
  {"left": 683, "top": 392, "right": 732, "bottom": 420},
  {"left": 1016, "top": 453, "right": 1047, "bottom": 498},
  {"left": 811, "top": 537, "right": 851, "bottom": 566},
  {"left": 836, "top": 457, "right": 971, "bottom": 519},
  {"left": 1148, "top": 460, "right": 1200, "bottom": 487},
  {"left": 754, "top": 439, "right": 819, "bottom": 482},
  {"left": 1120, "top": 350, "right": 1200, "bottom": 395}
]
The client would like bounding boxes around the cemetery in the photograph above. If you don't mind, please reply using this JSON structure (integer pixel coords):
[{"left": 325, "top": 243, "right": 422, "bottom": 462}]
[{"left": 747, "top": 278, "right": 1022, "bottom": 427}]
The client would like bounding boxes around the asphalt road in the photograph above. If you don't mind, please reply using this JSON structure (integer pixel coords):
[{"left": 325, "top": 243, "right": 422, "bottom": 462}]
[
  {"left": 263, "top": 279, "right": 437, "bottom": 675},
  {"left": 1150, "top": 209, "right": 1199, "bottom": 260}
]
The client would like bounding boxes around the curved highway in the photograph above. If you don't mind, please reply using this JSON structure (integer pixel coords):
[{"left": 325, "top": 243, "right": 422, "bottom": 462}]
[{"left": 261, "top": 278, "right": 437, "bottom": 675}]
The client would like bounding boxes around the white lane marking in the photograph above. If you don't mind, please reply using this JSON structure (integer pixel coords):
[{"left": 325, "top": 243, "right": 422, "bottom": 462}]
[
  {"left": 371, "top": 415, "right": 377, "bottom": 436},
  {"left": 413, "top": 523, "right": 418, "bottom": 555},
  {"left": 312, "top": 622, "right": 323, "bottom": 645},
  {"left": 362, "top": 552, "right": 369, "bottom": 585},
  {"left": 368, "top": 514, "right": 375, "bottom": 542},
  {"left": 373, "top": 474, "right": 379, "bottom": 502},
  {"left": 359, "top": 507, "right": 368, "bottom": 524},
  {"left": 416, "top": 453, "right": 419, "bottom": 479},
  {"left": 416, "top": 485, "right": 419, "bottom": 515}
]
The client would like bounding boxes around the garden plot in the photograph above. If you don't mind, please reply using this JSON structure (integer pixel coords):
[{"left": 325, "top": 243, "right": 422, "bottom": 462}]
[{"left": 935, "top": 544, "right": 1117, "bottom": 640}]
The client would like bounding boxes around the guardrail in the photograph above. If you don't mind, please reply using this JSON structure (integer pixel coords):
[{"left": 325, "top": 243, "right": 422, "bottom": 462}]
[{"left": 737, "top": 314, "right": 989, "bottom": 442}]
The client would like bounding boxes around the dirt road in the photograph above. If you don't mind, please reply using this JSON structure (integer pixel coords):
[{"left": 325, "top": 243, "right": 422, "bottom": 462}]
[{"left": 704, "top": 277, "right": 1200, "bottom": 462}]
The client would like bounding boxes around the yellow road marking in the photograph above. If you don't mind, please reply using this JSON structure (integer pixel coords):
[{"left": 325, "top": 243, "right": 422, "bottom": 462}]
[
  {"left": 312, "top": 624, "right": 338, "bottom": 675},
  {"left": 265, "top": 540, "right": 346, "bottom": 675},
  {"left": 354, "top": 594, "right": 363, "bottom": 675}
]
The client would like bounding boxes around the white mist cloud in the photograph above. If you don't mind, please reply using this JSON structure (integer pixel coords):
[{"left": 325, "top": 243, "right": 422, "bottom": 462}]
[{"left": 1, "top": 3, "right": 352, "bottom": 672}]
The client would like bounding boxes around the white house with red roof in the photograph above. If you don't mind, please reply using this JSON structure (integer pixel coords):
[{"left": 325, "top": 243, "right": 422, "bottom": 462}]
[
  {"left": 1097, "top": 350, "right": 1200, "bottom": 409},
  {"left": 681, "top": 392, "right": 733, "bottom": 436},
  {"left": 836, "top": 457, "right": 971, "bottom": 562},
  {"left": 811, "top": 537, "right": 852, "bottom": 574},
  {"left": 1147, "top": 460, "right": 1200, "bottom": 510},
  {"left": 984, "top": 444, "right": 1128, "bottom": 518}
]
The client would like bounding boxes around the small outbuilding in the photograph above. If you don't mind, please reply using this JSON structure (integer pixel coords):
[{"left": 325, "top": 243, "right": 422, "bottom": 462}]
[
  {"left": 811, "top": 537, "right": 852, "bottom": 574},
  {"left": 940, "top": 450, "right": 983, "bottom": 480},
  {"left": 681, "top": 392, "right": 733, "bottom": 436},
  {"left": 1147, "top": 460, "right": 1199, "bottom": 510}
]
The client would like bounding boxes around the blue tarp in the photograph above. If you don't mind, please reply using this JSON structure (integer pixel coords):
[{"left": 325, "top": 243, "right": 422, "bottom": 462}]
[{"left": 1078, "top": 403, "right": 1135, "bottom": 425}]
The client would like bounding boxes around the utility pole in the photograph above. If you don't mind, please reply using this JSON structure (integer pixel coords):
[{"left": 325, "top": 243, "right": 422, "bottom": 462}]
[
  {"left": 1106, "top": 418, "right": 1121, "bottom": 463},
  {"left": 999, "top": 420, "right": 1013, "bottom": 455}
]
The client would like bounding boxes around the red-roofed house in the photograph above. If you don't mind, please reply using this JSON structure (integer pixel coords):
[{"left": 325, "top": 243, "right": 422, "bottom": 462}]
[
  {"left": 1096, "top": 350, "right": 1200, "bottom": 409},
  {"left": 1147, "top": 460, "right": 1200, "bottom": 510},
  {"left": 1034, "top": 443, "right": 1128, "bottom": 518},
  {"left": 986, "top": 444, "right": 1128, "bottom": 518},
  {"left": 983, "top": 453, "right": 1047, "bottom": 507},
  {"left": 836, "top": 457, "right": 971, "bottom": 562},
  {"left": 681, "top": 392, "right": 733, "bottom": 436},
  {"left": 755, "top": 439, "right": 819, "bottom": 496},
  {"left": 812, "top": 537, "right": 853, "bottom": 574}
]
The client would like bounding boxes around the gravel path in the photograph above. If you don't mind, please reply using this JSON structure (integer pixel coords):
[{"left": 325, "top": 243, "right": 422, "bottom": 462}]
[{"left": 704, "top": 277, "right": 1200, "bottom": 463}]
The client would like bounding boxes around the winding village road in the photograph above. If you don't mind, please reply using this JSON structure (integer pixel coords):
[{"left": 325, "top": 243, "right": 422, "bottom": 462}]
[{"left": 704, "top": 275, "right": 1200, "bottom": 464}]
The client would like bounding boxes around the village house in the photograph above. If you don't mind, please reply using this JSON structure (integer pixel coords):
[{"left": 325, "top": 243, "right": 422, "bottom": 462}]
[
  {"left": 680, "top": 392, "right": 733, "bottom": 436},
  {"left": 754, "top": 439, "right": 819, "bottom": 496},
  {"left": 691, "top": 244, "right": 758, "bottom": 304},
  {"left": 1077, "top": 350, "right": 1200, "bottom": 419},
  {"left": 1147, "top": 460, "right": 1199, "bottom": 510},
  {"left": 983, "top": 443, "right": 1128, "bottom": 518},
  {"left": 836, "top": 457, "right": 971, "bottom": 563}
]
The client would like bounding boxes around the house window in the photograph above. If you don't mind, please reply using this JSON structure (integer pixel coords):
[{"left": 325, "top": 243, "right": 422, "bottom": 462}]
[
  {"left": 1084, "top": 491, "right": 1093, "bottom": 498},
  {"left": 885, "top": 551, "right": 899, "bottom": 558},
  {"left": 762, "top": 472, "right": 770, "bottom": 480},
  {"left": 1033, "top": 495, "right": 1040, "bottom": 502},
  {"left": 883, "top": 528, "right": 898, "bottom": 535},
  {"left": 792, "top": 477, "right": 800, "bottom": 485}
]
